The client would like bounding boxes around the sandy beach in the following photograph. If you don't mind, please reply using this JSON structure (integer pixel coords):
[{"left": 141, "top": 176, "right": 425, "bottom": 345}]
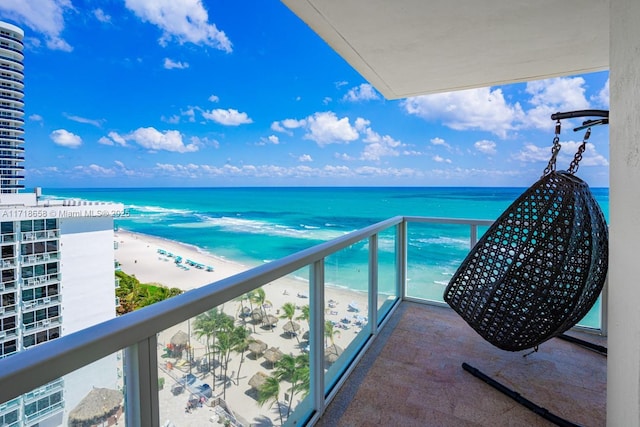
[{"left": 114, "top": 229, "right": 371, "bottom": 426}]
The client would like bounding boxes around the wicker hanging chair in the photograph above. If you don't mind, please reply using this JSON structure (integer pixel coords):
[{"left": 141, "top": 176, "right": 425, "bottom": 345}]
[{"left": 443, "top": 111, "right": 609, "bottom": 352}]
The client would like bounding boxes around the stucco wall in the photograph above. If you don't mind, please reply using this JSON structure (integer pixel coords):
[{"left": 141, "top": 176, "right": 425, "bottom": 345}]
[{"left": 608, "top": 0, "right": 640, "bottom": 424}]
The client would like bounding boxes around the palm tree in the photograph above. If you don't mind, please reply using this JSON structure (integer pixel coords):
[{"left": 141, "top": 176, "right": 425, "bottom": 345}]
[
  {"left": 258, "top": 376, "right": 283, "bottom": 426},
  {"left": 231, "top": 325, "right": 250, "bottom": 385},
  {"left": 279, "top": 302, "right": 300, "bottom": 343},
  {"left": 250, "top": 287, "right": 272, "bottom": 322},
  {"left": 194, "top": 308, "right": 234, "bottom": 389},
  {"left": 215, "top": 329, "right": 234, "bottom": 399},
  {"left": 296, "top": 304, "right": 310, "bottom": 327},
  {"left": 274, "top": 353, "right": 310, "bottom": 417},
  {"left": 324, "top": 320, "right": 341, "bottom": 347}
]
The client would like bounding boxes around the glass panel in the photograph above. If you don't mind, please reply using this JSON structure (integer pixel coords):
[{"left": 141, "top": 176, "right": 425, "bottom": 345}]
[
  {"left": 323, "top": 240, "right": 370, "bottom": 393},
  {"left": 0, "top": 353, "right": 124, "bottom": 427},
  {"left": 406, "top": 222, "right": 474, "bottom": 303},
  {"left": 60, "top": 354, "right": 124, "bottom": 426},
  {"left": 157, "top": 271, "right": 311, "bottom": 427},
  {"left": 377, "top": 227, "right": 398, "bottom": 322}
]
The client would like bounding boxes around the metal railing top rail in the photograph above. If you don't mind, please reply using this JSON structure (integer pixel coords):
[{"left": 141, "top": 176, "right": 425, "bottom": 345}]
[
  {"left": 0, "top": 215, "right": 404, "bottom": 404},
  {"left": 403, "top": 216, "right": 494, "bottom": 226}
]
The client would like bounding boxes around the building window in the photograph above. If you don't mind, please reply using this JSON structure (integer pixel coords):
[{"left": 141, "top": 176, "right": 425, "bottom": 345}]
[
  {"left": 0, "top": 339, "right": 17, "bottom": 356},
  {"left": 1, "top": 315, "right": 15, "bottom": 331}
]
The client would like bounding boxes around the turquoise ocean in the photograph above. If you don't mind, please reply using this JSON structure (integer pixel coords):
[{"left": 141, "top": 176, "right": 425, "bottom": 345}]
[{"left": 46, "top": 186, "right": 609, "bottom": 326}]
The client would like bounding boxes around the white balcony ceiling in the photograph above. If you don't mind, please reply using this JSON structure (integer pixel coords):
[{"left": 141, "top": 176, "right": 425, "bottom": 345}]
[{"left": 281, "top": 0, "right": 609, "bottom": 99}]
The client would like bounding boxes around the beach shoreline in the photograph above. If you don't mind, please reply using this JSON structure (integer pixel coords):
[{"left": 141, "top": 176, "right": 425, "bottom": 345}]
[{"left": 114, "top": 228, "right": 372, "bottom": 426}]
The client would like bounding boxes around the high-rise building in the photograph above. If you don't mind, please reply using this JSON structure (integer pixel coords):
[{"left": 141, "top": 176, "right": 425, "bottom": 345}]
[
  {"left": 0, "top": 21, "right": 25, "bottom": 194},
  {"left": 0, "top": 21, "right": 122, "bottom": 427}
]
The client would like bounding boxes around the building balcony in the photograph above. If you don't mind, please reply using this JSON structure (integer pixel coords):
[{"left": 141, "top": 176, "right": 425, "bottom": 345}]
[
  {"left": 0, "top": 216, "right": 607, "bottom": 426},
  {"left": 20, "top": 251, "right": 59, "bottom": 265},
  {"left": 22, "top": 295, "right": 60, "bottom": 311},
  {"left": 22, "top": 315, "right": 62, "bottom": 332},
  {"left": 21, "top": 229, "right": 59, "bottom": 242},
  {"left": 0, "top": 64, "right": 24, "bottom": 76},
  {"left": 0, "top": 140, "right": 25, "bottom": 148},
  {"left": 21, "top": 273, "right": 61, "bottom": 289}
]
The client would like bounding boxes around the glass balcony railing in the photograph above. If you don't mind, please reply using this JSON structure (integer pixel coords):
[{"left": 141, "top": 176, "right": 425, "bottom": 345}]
[{"left": 0, "top": 216, "right": 607, "bottom": 426}]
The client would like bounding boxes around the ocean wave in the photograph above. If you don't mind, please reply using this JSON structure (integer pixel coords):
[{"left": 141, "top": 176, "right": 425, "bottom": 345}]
[
  {"left": 127, "top": 204, "right": 193, "bottom": 216},
  {"left": 170, "top": 215, "right": 348, "bottom": 241},
  {"left": 412, "top": 236, "right": 469, "bottom": 248}
]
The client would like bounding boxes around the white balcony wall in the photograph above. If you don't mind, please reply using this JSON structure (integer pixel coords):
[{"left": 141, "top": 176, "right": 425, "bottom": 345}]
[{"left": 608, "top": 0, "right": 640, "bottom": 424}]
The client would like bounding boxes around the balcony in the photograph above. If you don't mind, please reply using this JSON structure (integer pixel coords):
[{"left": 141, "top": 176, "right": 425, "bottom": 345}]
[{"left": 0, "top": 216, "right": 606, "bottom": 426}]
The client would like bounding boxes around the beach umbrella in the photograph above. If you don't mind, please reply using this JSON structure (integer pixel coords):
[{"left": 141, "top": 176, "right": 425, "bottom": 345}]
[
  {"left": 263, "top": 315, "right": 279, "bottom": 329},
  {"left": 283, "top": 321, "right": 301, "bottom": 336},
  {"left": 248, "top": 371, "right": 269, "bottom": 390},
  {"left": 324, "top": 344, "right": 343, "bottom": 365},
  {"left": 251, "top": 309, "right": 264, "bottom": 323},
  {"left": 68, "top": 387, "right": 123, "bottom": 427},
  {"left": 248, "top": 339, "right": 268, "bottom": 357},
  {"left": 263, "top": 347, "right": 284, "bottom": 368},
  {"left": 170, "top": 330, "right": 189, "bottom": 347}
]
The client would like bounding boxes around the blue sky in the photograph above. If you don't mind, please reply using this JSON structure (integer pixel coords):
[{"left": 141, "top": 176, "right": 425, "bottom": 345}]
[{"left": 1, "top": 0, "right": 610, "bottom": 188}]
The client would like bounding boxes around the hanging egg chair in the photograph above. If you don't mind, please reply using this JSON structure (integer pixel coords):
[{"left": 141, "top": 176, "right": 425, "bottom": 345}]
[{"left": 443, "top": 110, "right": 609, "bottom": 352}]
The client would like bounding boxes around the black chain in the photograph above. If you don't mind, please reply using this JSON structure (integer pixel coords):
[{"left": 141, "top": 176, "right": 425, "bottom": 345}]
[
  {"left": 542, "top": 120, "right": 562, "bottom": 177},
  {"left": 568, "top": 127, "right": 591, "bottom": 174}
]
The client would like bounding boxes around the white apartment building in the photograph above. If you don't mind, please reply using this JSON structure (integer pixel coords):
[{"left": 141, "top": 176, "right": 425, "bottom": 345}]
[{"left": 0, "top": 21, "right": 122, "bottom": 427}]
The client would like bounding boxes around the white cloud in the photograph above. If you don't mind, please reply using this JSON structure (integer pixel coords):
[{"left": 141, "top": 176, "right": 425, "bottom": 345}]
[
  {"left": 29, "top": 114, "right": 43, "bottom": 122},
  {"left": 102, "top": 128, "right": 198, "bottom": 152},
  {"left": 513, "top": 140, "right": 608, "bottom": 168},
  {"left": 73, "top": 164, "right": 116, "bottom": 176},
  {"left": 93, "top": 8, "right": 111, "bottom": 23},
  {"left": 0, "top": 0, "right": 73, "bottom": 51},
  {"left": 430, "top": 137, "right": 451, "bottom": 149},
  {"left": 525, "top": 77, "right": 590, "bottom": 130},
  {"left": 124, "top": 0, "right": 232, "bottom": 52},
  {"left": 50, "top": 129, "right": 81, "bottom": 148},
  {"left": 360, "top": 127, "right": 402, "bottom": 161},
  {"left": 304, "top": 112, "right": 359, "bottom": 146},
  {"left": 163, "top": 58, "right": 189, "bottom": 69},
  {"left": 162, "top": 115, "right": 181, "bottom": 124},
  {"left": 99, "top": 131, "right": 128, "bottom": 146},
  {"left": 256, "top": 135, "right": 280, "bottom": 146},
  {"left": 208, "top": 94, "right": 220, "bottom": 102},
  {"left": 125, "top": 127, "right": 199, "bottom": 152},
  {"left": 271, "top": 118, "right": 307, "bottom": 135},
  {"left": 299, "top": 154, "right": 313, "bottom": 162},
  {"left": 202, "top": 108, "right": 252, "bottom": 126},
  {"left": 433, "top": 155, "right": 452, "bottom": 163},
  {"left": 474, "top": 140, "right": 497, "bottom": 155},
  {"left": 343, "top": 83, "right": 380, "bottom": 102},
  {"left": 64, "top": 113, "right": 104, "bottom": 128},
  {"left": 403, "top": 87, "right": 525, "bottom": 139},
  {"left": 593, "top": 78, "right": 609, "bottom": 108},
  {"left": 151, "top": 162, "right": 428, "bottom": 180}
]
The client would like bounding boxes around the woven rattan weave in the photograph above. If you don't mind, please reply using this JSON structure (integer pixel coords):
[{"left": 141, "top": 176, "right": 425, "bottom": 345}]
[{"left": 443, "top": 170, "right": 608, "bottom": 351}]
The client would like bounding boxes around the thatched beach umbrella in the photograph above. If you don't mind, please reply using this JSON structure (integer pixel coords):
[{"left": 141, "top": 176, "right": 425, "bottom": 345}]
[
  {"left": 170, "top": 330, "right": 189, "bottom": 347},
  {"left": 251, "top": 309, "right": 264, "bottom": 323},
  {"left": 248, "top": 371, "right": 269, "bottom": 390},
  {"left": 324, "top": 344, "right": 343, "bottom": 365},
  {"left": 248, "top": 339, "right": 268, "bottom": 357},
  {"left": 68, "top": 387, "right": 123, "bottom": 427},
  {"left": 263, "top": 347, "right": 283, "bottom": 368},
  {"left": 263, "top": 315, "right": 278, "bottom": 329},
  {"left": 283, "top": 321, "right": 300, "bottom": 336}
]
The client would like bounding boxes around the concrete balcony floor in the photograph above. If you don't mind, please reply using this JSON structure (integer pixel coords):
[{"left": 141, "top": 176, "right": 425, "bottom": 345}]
[{"left": 318, "top": 302, "right": 606, "bottom": 426}]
